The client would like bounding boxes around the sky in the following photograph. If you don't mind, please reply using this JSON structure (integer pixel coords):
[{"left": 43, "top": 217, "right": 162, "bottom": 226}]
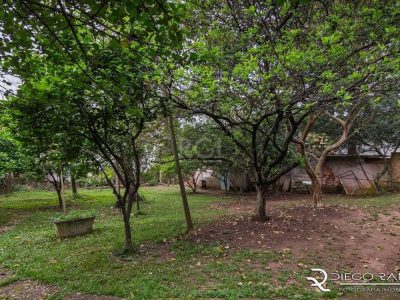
[{"left": 0, "top": 73, "right": 21, "bottom": 99}]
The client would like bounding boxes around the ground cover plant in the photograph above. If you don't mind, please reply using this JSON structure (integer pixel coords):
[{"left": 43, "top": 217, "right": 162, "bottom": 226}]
[{"left": 0, "top": 187, "right": 399, "bottom": 299}]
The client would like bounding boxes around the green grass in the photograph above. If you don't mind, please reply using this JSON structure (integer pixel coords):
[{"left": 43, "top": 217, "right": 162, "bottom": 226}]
[{"left": 0, "top": 187, "right": 341, "bottom": 299}]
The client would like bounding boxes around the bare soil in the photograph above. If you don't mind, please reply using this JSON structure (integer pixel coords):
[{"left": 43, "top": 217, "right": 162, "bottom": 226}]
[
  {"left": 0, "top": 280, "right": 124, "bottom": 300},
  {"left": 190, "top": 192, "right": 400, "bottom": 274}
]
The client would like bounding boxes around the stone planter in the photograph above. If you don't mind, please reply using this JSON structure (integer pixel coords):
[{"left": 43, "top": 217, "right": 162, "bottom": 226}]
[{"left": 54, "top": 217, "right": 95, "bottom": 238}]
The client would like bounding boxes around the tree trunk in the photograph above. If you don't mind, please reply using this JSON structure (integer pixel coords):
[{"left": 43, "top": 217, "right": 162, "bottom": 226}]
[
  {"left": 59, "top": 171, "right": 66, "bottom": 213},
  {"left": 71, "top": 174, "right": 78, "bottom": 195},
  {"left": 374, "top": 158, "right": 389, "bottom": 191},
  {"left": 114, "top": 175, "right": 122, "bottom": 209},
  {"left": 121, "top": 186, "right": 137, "bottom": 252},
  {"left": 136, "top": 192, "right": 140, "bottom": 212},
  {"left": 121, "top": 206, "right": 133, "bottom": 252},
  {"left": 255, "top": 185, "right": 268, "bottom": 221},
  {"left": 223, "top": 173, "right": 228, "bottom": 193},
  {"left": 312, "top": 179, "right": 323, "bottom": 208},
  {"left": 56, "top": 188, "right": 63, "bottom": 208},
  {"left": 303, "top": 161, "right": 323, "bottom": 208},
  {"left": 167, "top": 114, "right": 193, "bottom": 231},
  {"left": 60, "top": 170, "right": 64, "bottom": 194},
  {"left": 6, "top": 172, "right": 13, "bottom": 194}
]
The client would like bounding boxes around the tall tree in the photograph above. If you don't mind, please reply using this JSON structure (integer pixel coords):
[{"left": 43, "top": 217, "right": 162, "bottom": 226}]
[
  {"left": 170, "top": 0, "right": 399, "bottom": 220},
  {"left": 1, "top": 0, "right": 186, "bottom": 252}
]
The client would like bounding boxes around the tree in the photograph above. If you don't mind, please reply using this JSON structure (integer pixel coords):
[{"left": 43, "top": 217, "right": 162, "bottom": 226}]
[
  {"left": 6, "top": 56, "right": 151, "bottom": 251},
  {"left": 293, "top": 101, "right": 365, "bottom": 207},
  {"left": 0, "top": 129, "right": 27, "bottom": 193},
  {"left": 351, "top": 97, "right": 400, "bottom": 189},
  {"left": 28, "top": 150, "right": 66, "bottom": 210},
  {"left": 170, "top": 0, "right": 399, "bottom": 220},
  {"left": 1, "top": 0, "right": 186, "bottom": 252},
  {"left": 166, "top": 112, "right": 194, "bottom": 230}
]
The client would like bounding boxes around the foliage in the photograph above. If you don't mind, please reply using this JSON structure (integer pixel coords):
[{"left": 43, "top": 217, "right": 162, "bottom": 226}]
[
  {"left": 180, "top": 159, "right": 205, "bottom": 192},
  {"left": 141, "top": 165, "right": 160, "bottom": 185},
  {"left": 78, "top": 170, "right": 112, "bottom": 188},
  {"left": 352, "top": 96, "right": 400, "bottom": 156},
  {"left": 0, "top": 0, "right": 399, "bottom": 243},
  {"left": 0, "top": 0, "right": 188, "bottom": 251},
  {"left": 52, "top": 209, "right": 96, "bottom": 222},
  {"left": 169, "top": 0, "right": 399, "bottom": 218},
  {"left": 0, "top": 129, "right": 27, "bottom": 179}
]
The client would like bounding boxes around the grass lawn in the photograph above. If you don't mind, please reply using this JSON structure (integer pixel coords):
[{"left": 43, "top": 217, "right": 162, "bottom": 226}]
[{"left": 0, "top": 187, "right": 399, "bottom": 299}]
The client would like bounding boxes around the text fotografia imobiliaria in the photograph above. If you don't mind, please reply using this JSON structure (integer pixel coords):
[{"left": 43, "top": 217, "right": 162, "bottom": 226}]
[{"left": 306, "top": 268, "right": 400, "bottom": 292}]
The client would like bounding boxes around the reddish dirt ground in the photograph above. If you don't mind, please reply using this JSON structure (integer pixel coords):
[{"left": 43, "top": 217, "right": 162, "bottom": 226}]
[{"left": 189, "top": 192, "right": 400, "bottom": 274}]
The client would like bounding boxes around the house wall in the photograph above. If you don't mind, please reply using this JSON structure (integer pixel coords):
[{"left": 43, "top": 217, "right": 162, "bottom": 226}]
[
  {"left": 279, "top": 156, "right": 386, "bottom": 195},
  {"left": 195, "top": 169, "right": 251, "bottom": 191},
  {"left": 390, "top": 153, "right": 400, "bottom": 189},
  {"left": 228, "top": 170, "right": 250, "bottom": 191},
  {"left": 325, "top": 157, "right": 380, "bottom": 194},
  {"left": 196, "top": 170, "right": 221, "bottom": 190},
  {"left": 194, "top": 154, "right": 400, "bottom": 194}
]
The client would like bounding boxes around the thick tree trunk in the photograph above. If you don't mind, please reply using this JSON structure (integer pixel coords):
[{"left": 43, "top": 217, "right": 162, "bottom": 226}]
[
  {"left": 255, "top": 185, "right": 268, "bottom": 221},
  {"left": 167, "top": 114, "right": 193, "bottom": 231},
  {"left": 71, "top": 175, "right": 78, "bottom": 195}
]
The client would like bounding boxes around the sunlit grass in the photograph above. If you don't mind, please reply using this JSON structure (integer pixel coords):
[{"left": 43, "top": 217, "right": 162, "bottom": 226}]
[{"left": 0, "top": 187, "right": 348, "bottom": 299}]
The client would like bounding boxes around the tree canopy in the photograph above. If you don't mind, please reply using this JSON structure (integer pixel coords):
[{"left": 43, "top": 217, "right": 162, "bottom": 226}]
[{"left": 0, "top": 0, "right": 399, "bottom": 247}]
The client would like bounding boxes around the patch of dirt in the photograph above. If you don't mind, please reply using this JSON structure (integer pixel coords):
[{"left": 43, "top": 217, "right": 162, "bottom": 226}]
[
  {"left": 0, "top": 279, "right": 125, "bottom": 300},
  {"left": 0, "top": 211, "right": 30, "bottom": 235},
  {"left": 0, "top": 280, "right": 58, "bottom": 300},
  {"left": 0, "top": 225, "right": 15, "bottom": 235},
  {"left": 188, "top": 204, "right": 349, "bottom": 252},
  {"left": 330, "top": 208, "right": 400, "bottom": 273},
  {"left": 0, "top": 267, "right": 12, "bottom": 282},
  {"left": 187, "top": 194, "right": 400, "bottom": 274},
  {"left": 64, "top": 293, "right": 124, "bottom": 300}
]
